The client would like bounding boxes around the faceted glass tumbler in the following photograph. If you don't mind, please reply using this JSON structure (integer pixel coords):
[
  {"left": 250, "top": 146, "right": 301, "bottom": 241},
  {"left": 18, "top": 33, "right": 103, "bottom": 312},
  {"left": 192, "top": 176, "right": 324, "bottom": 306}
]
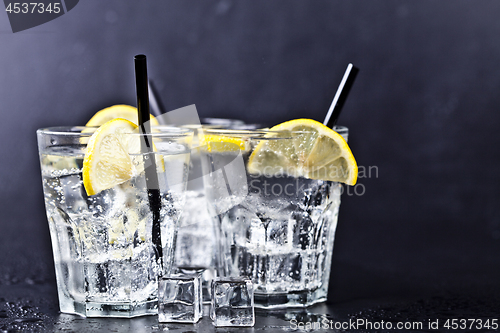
[
  {"left": 37, "top": 126, "right": 193, "bottom": 317},
  {"left": 202, "top": 127, "right": 349, "bottom": 308},
  {"left": 176, "top": 122, "right": 249, "bottom": 304},
  {"left": 211, "top": 277, "right": 255, "bottom": 327},
  {"left": 174, "top": 142, "right": 216, "bottom": 305},
  {"left": 158, "top": 274, "right": 202, "bottom": 323}
]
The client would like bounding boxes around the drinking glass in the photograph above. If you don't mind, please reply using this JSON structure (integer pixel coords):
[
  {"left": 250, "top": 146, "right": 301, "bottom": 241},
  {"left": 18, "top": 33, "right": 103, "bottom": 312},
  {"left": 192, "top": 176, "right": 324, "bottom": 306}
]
[
  {"left": 174, "top": 120, "right": 249, "bottom": 302},
  {"left": 200, "top": 127, "right": 348, "bottom": 308},
  {"left": 37, "top": 126, "right": 193, "bottom": 317},
  {"left": 201, "top": 118, "right": 245, "bottom": 127}
]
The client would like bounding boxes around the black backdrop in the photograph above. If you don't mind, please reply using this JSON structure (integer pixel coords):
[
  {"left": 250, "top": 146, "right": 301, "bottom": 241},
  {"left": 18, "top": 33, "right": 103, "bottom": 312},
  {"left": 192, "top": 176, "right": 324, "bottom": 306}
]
[{"left": 1, "top": 0, "right": 499, "bottom": 305}]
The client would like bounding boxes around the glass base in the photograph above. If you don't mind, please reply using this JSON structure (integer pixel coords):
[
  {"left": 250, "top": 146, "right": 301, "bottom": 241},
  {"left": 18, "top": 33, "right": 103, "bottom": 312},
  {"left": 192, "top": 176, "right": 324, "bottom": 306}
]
[
  {"left": 59, "top": 298, "right": 158, "bottom": 318},
  {"left": 254, "top": 289, "right": 327, "bottom": 309}
]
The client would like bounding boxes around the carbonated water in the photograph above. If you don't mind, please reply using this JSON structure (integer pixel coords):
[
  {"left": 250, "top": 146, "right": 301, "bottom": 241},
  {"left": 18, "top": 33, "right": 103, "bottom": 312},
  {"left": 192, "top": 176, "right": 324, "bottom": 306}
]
[
  {"left": 215, "top": 174, "right": 341, "bottom": 307},
  {"left": 40, "top": 145, "right": 189, "bottom": 317}
]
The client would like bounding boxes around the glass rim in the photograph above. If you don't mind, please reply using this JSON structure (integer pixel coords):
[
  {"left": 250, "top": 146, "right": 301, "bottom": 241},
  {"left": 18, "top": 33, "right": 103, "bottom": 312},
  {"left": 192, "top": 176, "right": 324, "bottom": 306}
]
[
  {"left": 202, "top": 125, "right": 348, "bottom": 141},
  {"left": 331, "top": 125, "right": 348, "bottom": 132},
  {"left": 37, "top": 125, "right": 194, "bottom": 138},
  {"left": 201, "top": 128, "right": 274, "bottom": 140},
  {"left": 201, "top": 117, "right": 245, "bottom": 125},
  {"left": 181, "top": 124, "right": 232, "bottom": 130},
  {"left": 182, "top": 124, "right": 268, "bottom": 131}
]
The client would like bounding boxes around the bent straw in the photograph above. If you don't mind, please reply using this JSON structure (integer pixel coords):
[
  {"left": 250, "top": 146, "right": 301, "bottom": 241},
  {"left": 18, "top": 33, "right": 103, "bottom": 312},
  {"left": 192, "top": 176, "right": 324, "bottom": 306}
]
[
  {"left": 323, "top": 63, "right": 359, "bottom": 129},
  {"left": 148, "top": 80, "right": 167, "bottom": 124},
  {"left": 134, "top": 54, "right": 163, "bottom": 270}
]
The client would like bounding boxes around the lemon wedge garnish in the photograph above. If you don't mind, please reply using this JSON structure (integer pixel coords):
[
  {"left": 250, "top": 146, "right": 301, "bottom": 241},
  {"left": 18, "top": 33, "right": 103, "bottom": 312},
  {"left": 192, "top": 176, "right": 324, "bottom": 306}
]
[
  {"left": 247, "top": 119, "right": 358, "bottom": 185},
  {"left": 82, "top": 118, "right": 164, "bottom": 196},
  {"left": 86, "top": 104, "right": 159, "bottom": 127},
  {"left": 200, "top": 133, "right": 249, "bottom": 152}
]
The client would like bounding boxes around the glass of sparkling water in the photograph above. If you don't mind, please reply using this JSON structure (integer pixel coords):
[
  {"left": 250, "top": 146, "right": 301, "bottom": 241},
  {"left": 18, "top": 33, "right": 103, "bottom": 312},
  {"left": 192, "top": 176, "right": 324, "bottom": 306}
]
[
  {"left": 37, "top": 126, "right": 193, "bottom": 317},
  {"left": 174, "top": 119, "right": 249, "bottom": 302},
  {"left": 200, "top": 127, "right": 348, "bottom": 308}
]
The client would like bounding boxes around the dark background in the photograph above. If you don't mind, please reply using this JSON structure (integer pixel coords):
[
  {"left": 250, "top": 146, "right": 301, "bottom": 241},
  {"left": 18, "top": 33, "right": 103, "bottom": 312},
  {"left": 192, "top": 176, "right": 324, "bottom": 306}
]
[{"left": 1, "top": 0, "right": 500, "bottom": 323}]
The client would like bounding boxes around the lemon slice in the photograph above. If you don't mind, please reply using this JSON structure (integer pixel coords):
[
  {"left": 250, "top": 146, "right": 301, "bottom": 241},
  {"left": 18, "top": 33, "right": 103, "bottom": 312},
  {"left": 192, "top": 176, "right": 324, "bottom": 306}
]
[
  {"left": 200, "top": 133, "right": 249, "bottom": 152},
  {"left": 83, "top": 118, "right": 164, "bottom": 196},
  {"left": 86, "top": 104, "right": 159, "bottom": 126},
  {"left": 247, "top": 119, "right": 357, "bottom": 185}
]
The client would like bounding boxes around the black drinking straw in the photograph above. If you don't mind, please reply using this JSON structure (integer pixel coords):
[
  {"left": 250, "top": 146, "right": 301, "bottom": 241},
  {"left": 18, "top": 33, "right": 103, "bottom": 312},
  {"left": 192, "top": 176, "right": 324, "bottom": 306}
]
[
  {"left": 134, "top": 54, "right": 163, "bottom": 269},
  {"left": 323, "top": 63, "right": 359, "bottom": 128}
]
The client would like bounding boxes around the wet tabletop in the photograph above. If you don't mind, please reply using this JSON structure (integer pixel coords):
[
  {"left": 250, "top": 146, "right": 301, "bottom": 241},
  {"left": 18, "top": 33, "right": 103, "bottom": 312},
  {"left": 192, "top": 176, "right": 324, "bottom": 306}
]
[
  {"left": 2, "top": 211, "right": 500, "bottom": 332},
  {"left": 1, "top": 281, "right": 499, "bottom": 332}
]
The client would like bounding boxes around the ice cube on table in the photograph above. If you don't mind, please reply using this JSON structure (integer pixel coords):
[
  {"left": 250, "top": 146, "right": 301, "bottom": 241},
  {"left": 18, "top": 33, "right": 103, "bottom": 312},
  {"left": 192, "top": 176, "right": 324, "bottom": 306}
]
[
  {"left": 158, "top": 273, "right": 202, "bottom": 323},
  {"left": 211, "top": 277, "right": 254, "bottom": 327}
]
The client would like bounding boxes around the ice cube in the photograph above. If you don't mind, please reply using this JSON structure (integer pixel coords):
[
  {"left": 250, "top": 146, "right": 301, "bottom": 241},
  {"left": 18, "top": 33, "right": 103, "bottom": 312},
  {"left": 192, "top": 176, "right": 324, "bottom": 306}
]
[
  {"left": 211, "top": 277, "right": 254, "bottom": 327},
  {"left": 175, "top": 267, "right": 213, "bottom": 303},
  {"left": 158, "top": 273, "right": 202, "bottom": 323}
]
